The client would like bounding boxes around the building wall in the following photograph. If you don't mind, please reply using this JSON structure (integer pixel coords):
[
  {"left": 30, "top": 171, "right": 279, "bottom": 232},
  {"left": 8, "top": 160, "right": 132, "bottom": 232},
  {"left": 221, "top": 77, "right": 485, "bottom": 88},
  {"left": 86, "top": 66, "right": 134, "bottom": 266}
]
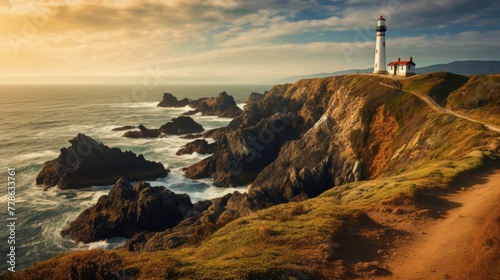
[
  {"left": 389, "top": 64, "right": 416, "bottom": 76},
  {"left": 406, "top": 64, "right": 415, "bottom": 76}
]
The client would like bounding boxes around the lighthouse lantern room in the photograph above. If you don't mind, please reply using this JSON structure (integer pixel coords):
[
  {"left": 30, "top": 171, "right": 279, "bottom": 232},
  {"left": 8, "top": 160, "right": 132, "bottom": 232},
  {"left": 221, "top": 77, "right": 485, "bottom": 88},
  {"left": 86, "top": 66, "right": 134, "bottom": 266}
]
[{"left": 373, "top": 16, "right": 388, "bottom": 74}]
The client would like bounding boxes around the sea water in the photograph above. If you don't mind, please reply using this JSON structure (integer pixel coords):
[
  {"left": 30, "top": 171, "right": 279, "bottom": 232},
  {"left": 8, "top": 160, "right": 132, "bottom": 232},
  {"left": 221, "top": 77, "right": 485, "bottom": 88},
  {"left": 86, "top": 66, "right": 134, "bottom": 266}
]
[{"left": 0, "top": 84, "right": 272, "bottom": 271}]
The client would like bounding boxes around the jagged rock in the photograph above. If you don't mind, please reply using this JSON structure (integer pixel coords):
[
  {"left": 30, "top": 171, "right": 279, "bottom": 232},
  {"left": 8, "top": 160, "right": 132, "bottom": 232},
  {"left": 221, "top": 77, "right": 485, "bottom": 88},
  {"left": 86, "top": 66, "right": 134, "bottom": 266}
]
[
  {"left": 157, "top": 93, "right": 190, "bottom": 107},
  {"left": 203, "top": 127, "right": 227, "bottom": 141},
  {"left": 246, "top": 92, "right": 265, "bottom": 104},
  {"left": 183, "top": 157, "right": 215, "bottom": 179},
  {"left": 176, "top": 139, "right": 217, "bottom": 155},
  {"left": 122, "top": 117, "right": 204, "bottom": 138},
  {"left": 184, "top": 112, "right": 304, "bottom": 187},
  {"left": 35, "top": 134, "right": 169, "bottom": 190},
  {"left": 188, "top": 97, "right": 208, "bottom": 109},
  {"left": 160, "top": 116, "right": 204, "bottom": 135},
  {"left": 125, "top": 193, "right": 241, "bottom": 251},
  {"left": 98, "top": 74, "right": 497, "bottom": 254},
  {"left": 182, "top": 91, "right": 242, "bottom": 118},
  {"left": 122, "top": 124, "right": 160, "bottom": 138},
  {"left": 185, "top": 75, "right": 402, "bottom": 209},
  {"left": 61, "top": 179, "right": 192, "bottom": 243}
]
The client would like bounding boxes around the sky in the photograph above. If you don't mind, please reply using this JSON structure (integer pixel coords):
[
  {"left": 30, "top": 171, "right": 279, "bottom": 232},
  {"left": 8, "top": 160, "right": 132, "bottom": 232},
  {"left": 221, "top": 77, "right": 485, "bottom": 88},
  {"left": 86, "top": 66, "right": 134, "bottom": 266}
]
[{"left": 1, "top": 0, "right": 499, "bottom": 84}]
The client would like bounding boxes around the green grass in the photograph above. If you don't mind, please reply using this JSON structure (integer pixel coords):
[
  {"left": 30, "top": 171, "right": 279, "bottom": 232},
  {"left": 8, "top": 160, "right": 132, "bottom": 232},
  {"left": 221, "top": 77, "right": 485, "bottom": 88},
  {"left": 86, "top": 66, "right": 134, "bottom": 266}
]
[
  {"left": 403, "top": 72, "right": 469, "bottom": 106},
  {"left": 10, "top": 74, "right": 500, "bottom": 280}
]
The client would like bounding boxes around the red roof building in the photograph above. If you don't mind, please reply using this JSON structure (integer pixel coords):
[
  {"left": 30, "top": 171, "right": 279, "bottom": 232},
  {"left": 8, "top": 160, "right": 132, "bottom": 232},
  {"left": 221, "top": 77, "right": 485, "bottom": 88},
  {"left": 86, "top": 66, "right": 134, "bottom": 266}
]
[{"left": 388, "top": 57, "right": 416, "bottom": 77}]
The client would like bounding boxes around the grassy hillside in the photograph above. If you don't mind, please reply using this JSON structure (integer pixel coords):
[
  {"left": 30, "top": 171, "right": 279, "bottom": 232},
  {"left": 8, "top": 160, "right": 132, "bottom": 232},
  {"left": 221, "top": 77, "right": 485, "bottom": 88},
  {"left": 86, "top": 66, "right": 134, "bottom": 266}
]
[
  {"left": 401, "top": 72, "right": 469, "bottom": 106},
  {"left": 9, "top": 74, "right": 500, "bottom": 280},
  {"left": 446, "top": 74, "right": 500, "bottom": 127}
]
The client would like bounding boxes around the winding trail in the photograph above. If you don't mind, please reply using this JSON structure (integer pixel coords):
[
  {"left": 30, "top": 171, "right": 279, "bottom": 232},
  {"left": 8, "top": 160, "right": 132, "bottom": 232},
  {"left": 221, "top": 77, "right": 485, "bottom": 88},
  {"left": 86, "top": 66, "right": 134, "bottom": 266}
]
[
  {"left": 408, "top": 89, "right": 500, "bottom": 133},
  {"left": 373, "top": 76, "right": 500, "bottom": 279},
  {"left": 378, "top": 76, "right": 500, "bottom": 133},
  {"left": 380, "top": 170, "right": 500, "bottom": 280}
]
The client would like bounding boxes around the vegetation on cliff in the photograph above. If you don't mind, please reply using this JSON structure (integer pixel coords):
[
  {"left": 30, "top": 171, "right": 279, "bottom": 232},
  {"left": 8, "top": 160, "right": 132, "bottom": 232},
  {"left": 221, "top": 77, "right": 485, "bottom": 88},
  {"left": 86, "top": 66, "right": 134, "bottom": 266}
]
[{"left": 13, "top": 73, "right": 500, "bottom": 280}]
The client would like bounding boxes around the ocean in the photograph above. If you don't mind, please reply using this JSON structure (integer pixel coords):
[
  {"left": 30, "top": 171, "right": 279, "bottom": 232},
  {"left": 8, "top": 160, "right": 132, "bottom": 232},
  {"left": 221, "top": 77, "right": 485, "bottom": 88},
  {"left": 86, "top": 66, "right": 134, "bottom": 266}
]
[{"left": 0, "top": 84, "right": 272, "bottom": 271}]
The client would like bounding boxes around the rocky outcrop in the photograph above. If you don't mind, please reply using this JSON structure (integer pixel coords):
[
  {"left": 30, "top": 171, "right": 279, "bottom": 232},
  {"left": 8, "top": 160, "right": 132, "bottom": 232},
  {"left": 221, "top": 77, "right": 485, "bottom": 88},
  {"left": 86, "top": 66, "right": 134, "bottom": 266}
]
[
  {"left": 122, "top": 124, "right": 160, "bottom": 138},
  {"left": 176, "top": 139, "right": 217, "bottom": 155},
  {"left": 203, "top": 127, "right": 226, "bottom": 141},
  {"left": 61, "top": 179, "right": 192, "bottom": 243},
  {"left": 36, "top": 134, "right": 169, "bottom": 190},
  {"left": 122, "top": 117, "right": 204, "bottom": 138},
  {"left": 157, "top": 93, "right": 190, "bottom": 107},
  {"left": 183, "top": 91, "right": 242, "bottom": 118},
  {"left": 246, "top": 92, "right": 265, "bottom": 104},
  {"left": 160, "top": 116, "right": 204, "bottom": 135},
  {"left": 125, "top": 192, "right": 242, "bottom": 251},
  {"left": 185, "top": 76, "right": 403, "bottom": 207},
  {"left": 184, "top": 112, "right": 304, "bottom": 187}
]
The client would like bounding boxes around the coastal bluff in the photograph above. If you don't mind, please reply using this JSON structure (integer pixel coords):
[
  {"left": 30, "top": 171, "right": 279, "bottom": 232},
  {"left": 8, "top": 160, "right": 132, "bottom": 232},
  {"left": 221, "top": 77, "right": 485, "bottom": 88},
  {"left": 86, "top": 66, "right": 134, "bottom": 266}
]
[{"left": 16, "top": 73, "right": 500, "bottom": 280}]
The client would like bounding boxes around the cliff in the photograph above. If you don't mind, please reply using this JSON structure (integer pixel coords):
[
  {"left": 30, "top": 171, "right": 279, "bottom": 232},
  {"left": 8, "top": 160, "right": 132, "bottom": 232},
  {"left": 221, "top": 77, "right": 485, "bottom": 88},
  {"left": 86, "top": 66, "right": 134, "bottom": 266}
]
[{"left": 14, "top": 74, "right": 500, "bottom": 280}]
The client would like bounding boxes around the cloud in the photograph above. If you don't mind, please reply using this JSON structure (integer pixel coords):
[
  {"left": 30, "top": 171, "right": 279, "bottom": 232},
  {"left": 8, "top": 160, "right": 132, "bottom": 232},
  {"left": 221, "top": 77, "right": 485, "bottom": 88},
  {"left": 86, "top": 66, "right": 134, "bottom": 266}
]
[{"left": 0, "top": 0, "right": 498, "bottom": 83}]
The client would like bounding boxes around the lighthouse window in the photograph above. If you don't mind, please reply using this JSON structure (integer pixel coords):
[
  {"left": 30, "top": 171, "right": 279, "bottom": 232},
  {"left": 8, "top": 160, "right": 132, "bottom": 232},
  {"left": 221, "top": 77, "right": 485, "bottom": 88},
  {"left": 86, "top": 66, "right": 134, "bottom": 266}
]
[
  {"left": 383, "top": 42, "right": 385, "bottom": 46},
  {"left": 408, "top": 65, "right": 411, "bottom": 70},
  {"left": 401, "top": 66, "right": 403, "bottom": 70}
]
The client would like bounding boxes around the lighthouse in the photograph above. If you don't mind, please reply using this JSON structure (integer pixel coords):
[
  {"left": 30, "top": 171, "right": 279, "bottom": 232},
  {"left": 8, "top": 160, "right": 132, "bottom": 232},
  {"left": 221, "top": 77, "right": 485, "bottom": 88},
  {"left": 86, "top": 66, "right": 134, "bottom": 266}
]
[{"left": 373, "top": 16, "right": 388, "bottom": 74}]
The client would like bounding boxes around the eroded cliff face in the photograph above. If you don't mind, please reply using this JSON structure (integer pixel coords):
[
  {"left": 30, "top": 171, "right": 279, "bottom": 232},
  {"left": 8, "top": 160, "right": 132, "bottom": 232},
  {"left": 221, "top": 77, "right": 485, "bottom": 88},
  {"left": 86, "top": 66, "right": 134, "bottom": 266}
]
[
  {"left": 186, "top": 76, "right": 401, "bottom": 209},
  {"left": 65, "top": 75, "right": 499, "bottom": 251}
]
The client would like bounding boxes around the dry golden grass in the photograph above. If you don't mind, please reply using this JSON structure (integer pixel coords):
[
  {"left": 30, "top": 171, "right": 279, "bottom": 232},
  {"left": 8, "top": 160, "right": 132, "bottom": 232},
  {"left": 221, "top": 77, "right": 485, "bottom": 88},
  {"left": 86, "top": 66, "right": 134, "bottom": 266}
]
[{"left": 8, "top": 73, "right": 500, "bottom": 280}]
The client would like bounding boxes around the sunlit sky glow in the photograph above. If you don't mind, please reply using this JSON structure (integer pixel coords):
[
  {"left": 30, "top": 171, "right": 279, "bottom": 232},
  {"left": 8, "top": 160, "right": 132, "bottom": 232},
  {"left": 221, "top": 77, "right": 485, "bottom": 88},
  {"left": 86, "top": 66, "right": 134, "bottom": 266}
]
[{"left": 1, "top": 0, "right": 499, "bottom": 84}]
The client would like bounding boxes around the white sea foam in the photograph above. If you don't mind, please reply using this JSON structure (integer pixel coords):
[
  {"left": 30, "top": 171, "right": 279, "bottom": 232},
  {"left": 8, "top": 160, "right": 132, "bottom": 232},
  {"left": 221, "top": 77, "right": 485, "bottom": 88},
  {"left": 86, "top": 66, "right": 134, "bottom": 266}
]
[
  {"left": 18, "top": 150, "right": 59, "bottom": 160},
  {"left": 108, "top": 102, "right": 159, "bottom": 108},
  {"left": 0, "top": 84, "right": 271, "bottom": 270},
  {"left": 79, "top": 237, "right": 128, "bottom": 250},
  {"left": 237, "top": 102, "right": 246, "bottom": 110}
]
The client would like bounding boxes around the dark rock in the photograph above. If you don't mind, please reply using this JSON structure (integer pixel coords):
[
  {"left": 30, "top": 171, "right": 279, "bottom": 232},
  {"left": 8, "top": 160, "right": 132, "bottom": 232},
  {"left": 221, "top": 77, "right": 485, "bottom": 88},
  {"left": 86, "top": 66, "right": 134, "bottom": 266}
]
[
  {"left": 188, "top": 97, "right": 208, "bottom": 109},
  {"left": 183, "top": 92, "right": 242, "bottom": 118},
  {"left": 122, "top": 124, "right": 160, "bottom": 138},
  {"left": 203, "top": 127, "right": 226, "bottom": 141},
  {"left": 61, "top": 179, "right": 192, "bottom": 243},
  {"left": 122, "top": 117, "right": 204, "bottom": 138},
  {"left": 160, "top": 116, "right": 204, "bottom": 135},
  {"left": 111, "top": 125, "right": 136, "bottom": 131},
  {"left": 157, "top": 93, "right": 189, "bottom": 107},
  {"left": 246, "top": 92, "right": 265, "bottom": 104},
  {"left": 184, "top": 112, "right": 304, "bottom": 187},
  {"left": 176, "top": 139, "right": 217, "bottom": 155},
  {"left": 183, "top": 157, "right": 215, "bottom": 179},
  {"left": 36, "top": 134, "right": 169, "bottom": 190},
  {"left": 125, "top": 193, "right": 240, "bottom": 251}
]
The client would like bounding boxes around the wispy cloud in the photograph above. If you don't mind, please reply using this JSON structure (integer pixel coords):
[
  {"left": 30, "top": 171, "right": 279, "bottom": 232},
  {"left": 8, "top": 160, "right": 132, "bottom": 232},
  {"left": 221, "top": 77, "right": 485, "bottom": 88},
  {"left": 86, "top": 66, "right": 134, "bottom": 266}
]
[{"left": 1, "top": 0, "right": 498, "bottom": 83}]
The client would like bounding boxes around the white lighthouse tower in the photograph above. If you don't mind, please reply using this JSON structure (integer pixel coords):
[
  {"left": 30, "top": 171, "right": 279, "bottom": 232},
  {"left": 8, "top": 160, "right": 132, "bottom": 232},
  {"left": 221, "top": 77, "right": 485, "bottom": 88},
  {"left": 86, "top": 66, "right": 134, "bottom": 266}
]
[{"left": 373, "top": 15, "right": 388, "bottom": 74}]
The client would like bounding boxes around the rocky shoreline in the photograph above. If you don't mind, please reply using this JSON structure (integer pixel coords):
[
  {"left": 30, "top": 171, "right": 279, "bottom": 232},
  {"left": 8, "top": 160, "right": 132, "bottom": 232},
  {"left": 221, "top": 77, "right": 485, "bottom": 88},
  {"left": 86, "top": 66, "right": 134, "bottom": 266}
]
[
  {"left": 37, "top": 90, "right": 254, "bottom": 246},
  {"left": 50, "top": 78, "right": 385, "bottom": 248},
  {"left": 15, "top": 73, "right": 500, "bottom": 279}
]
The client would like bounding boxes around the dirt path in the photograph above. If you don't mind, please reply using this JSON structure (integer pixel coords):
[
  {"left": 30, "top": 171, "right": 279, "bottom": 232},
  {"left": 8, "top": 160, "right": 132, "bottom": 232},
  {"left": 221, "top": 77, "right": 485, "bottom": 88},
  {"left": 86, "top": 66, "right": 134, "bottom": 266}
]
[
  {"left": 380, "top": 170, "right": 500, "bottom": 280},
  {"left": 408, "top": 89, "right": 500, "bottom": 133},
  {"left": 377, "top": 76, "right": 500, "bottom": 133}
]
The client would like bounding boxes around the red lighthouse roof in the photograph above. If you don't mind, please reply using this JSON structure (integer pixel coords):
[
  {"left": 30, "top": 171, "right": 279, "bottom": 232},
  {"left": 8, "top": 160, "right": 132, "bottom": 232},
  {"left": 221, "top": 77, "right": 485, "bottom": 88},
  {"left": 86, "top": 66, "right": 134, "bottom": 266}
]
[
  {"left": 388, "top": 57, "right": 415, "bottom": 66},
  {"left": 378, "top": 15, "right": 385, "bottom": 20}
]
